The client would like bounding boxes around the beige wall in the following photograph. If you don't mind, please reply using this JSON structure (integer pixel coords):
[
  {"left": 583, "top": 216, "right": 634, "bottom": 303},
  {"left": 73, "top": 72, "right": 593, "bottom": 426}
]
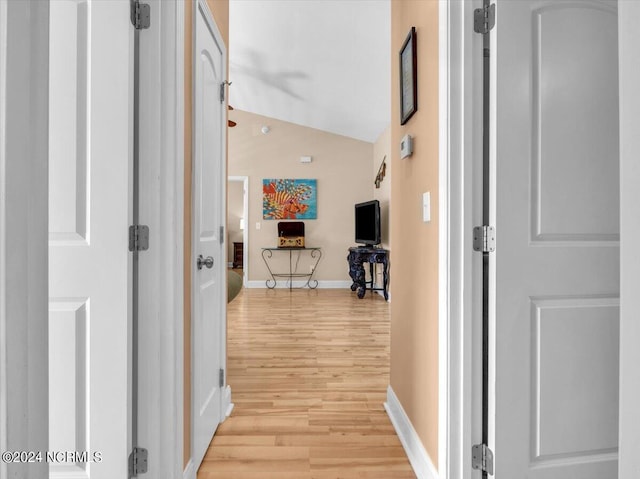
[
  {"left": 373, "top": 125, "right": 391, "bottom": 289},
  {"left": 228, "top": 109, "right": 374, "bottom": 283},
  {"left": 390, "top": 0, "right": 440, "bottom": 468},
  {"left": 184, "top": 0, "right": 229, "bottom": 468},
  {"left": 373, "top": 125, "right": 391, "bottom": 248},
  {"left": 227, "top": 180, "right": 244, "bottom": 262}
]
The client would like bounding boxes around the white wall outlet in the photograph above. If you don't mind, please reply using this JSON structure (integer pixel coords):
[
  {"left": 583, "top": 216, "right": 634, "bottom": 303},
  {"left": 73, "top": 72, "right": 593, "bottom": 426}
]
[
  {"left": 256, "top": 222, "right": 261, "bottom": 230},
  {"left": 300, "top": 156, "right": 312, "bottom": 163},
  {"left": 423, "top": 192, "right": 431, "bottom": 222}
]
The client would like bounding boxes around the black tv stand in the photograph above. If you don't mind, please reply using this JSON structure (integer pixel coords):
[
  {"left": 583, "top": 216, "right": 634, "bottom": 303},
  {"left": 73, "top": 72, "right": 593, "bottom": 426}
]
[{"left": 347, "top": 246, "right": 389, "bottom": 300}]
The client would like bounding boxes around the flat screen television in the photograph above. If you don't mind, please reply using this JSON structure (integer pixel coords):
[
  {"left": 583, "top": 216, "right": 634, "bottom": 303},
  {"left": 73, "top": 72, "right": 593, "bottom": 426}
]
[{"left": 355, "top": 200, "right": 381, "bottom": 246}]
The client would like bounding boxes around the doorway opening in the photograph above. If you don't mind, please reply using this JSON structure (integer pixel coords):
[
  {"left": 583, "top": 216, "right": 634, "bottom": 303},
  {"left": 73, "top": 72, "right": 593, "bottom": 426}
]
[{"left": 227, "top": 176, "right": 249, "bottom": 287}]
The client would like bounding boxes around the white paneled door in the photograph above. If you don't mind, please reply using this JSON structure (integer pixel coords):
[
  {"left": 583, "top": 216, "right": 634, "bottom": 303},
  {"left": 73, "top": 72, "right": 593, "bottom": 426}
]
[
  {"left": 192, "top": 0, "right": 227, "bottom": 470},
  {"left": 48, "top": 1, "right": 131, "bottom": 478},
  {"left": 493, "top": 1, "right": 619, "bottom": 477}
]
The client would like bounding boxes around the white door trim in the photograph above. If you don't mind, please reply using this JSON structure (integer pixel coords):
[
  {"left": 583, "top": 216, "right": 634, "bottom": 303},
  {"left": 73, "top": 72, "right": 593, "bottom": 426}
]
[
  {"left": 228, "top": 176, "right": 249, "bottom": 287},
  {"left": 618, "top": 2, "right": 640, "bottom": 477},
  {"left": 438, "top": 1, "right": 450, "bottom": 475},
  {"left": 0, "top": 1, "right": 7, "bottom": 471},
  {"left": 137, "top": 0, "right": 185, "bottom": 477},
  {"left": 442, "top": 0, "right": 485, "bottom": 478},
  {"left": 0, "top": 1, "right": 49, "bottom": 478}
]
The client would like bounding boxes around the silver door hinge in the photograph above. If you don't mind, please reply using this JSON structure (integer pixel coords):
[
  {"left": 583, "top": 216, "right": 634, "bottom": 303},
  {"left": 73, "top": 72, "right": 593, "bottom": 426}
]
[
  {"left": 219, "top": 368, "right": 224, "bottom": 388},
  {"left": 128, "top": 447, "right": 148, "bottom": 476},
  {"left": 220, "top": 81, "right": 232, "bottom": 103},
  {"left": 129, "top": 225, "right": 149, "bottom": 252},
  {"left": 474, "top": 4, "right": 495, "bottom": 34},
  {"left": 473, "top": 225, "right": 495, "bottom": 253},
  {"left": 130, "top": 1, "right": 151, "bottom": 30},
  {"left": 220, "top": 225, "right": 225, "bottom": 244},
  {"left": 472, "top": 443, "right": 494, "bottom": 475}
]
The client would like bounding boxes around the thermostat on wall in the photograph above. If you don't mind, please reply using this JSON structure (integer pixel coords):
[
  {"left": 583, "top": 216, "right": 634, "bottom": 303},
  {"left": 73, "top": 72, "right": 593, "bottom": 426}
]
[{"left": 400, "top": 134, "right": 413, "bottom": 159}]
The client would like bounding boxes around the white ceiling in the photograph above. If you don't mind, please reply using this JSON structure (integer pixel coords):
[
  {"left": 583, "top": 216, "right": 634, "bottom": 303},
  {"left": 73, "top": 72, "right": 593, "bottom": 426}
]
[{"left": 229, "top": 0, "right": 390, "bottom": 143}]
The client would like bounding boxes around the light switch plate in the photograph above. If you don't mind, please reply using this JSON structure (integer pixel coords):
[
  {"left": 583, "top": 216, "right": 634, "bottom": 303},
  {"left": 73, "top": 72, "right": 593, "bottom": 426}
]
[
  {"left": 256, "top": 222, "right": 261, "bottom": 230},
  {"left": 423, "top": 192, "right": 431, "bottom": 222}
]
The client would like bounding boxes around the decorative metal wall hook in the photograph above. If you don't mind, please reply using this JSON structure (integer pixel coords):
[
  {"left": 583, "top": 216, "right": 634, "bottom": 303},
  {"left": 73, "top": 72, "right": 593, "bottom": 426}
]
[{"left": 375, "top": 155, "right": 387, "bottom": 189}]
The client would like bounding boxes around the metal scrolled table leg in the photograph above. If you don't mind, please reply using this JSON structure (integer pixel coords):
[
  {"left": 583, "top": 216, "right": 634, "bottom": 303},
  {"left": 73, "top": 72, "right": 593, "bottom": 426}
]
[
  {"left": 261, "top": 249, "right": 277, "bottom": 289},
  {"left": 306, "top": 248, "right": 322, "bottom": 289}
]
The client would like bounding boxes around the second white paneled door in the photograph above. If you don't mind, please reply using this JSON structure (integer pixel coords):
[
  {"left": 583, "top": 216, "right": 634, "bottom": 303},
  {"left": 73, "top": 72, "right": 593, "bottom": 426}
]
[
  {"left": 48, "top": 1, "right": 131, "bottom": 478},
  {"left": 492, "top": 1, "right": 619, "bottom": 477}
]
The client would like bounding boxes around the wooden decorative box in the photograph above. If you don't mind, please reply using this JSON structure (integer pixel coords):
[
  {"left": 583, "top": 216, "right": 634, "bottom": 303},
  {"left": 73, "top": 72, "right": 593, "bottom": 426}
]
[{"left": 278, "top": 236, "right": 304, "bottom": 248}]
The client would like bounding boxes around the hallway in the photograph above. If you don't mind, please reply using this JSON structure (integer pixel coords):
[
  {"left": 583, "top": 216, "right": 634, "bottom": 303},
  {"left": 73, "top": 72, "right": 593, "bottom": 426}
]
[{"left": 197, "top": 288, "right": 415, "bottom": 478}]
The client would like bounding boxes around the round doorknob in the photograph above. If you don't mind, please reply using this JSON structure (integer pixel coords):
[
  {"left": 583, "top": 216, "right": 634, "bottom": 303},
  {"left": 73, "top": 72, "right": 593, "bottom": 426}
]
[{"left": 197, "top": 255, "right": 214, "bottom": 270}]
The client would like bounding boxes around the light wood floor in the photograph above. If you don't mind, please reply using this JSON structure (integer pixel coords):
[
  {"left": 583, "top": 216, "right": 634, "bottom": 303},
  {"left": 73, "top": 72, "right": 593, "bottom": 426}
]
[{"left": 197, "top": 288, "right": 416, "bottom": 479}]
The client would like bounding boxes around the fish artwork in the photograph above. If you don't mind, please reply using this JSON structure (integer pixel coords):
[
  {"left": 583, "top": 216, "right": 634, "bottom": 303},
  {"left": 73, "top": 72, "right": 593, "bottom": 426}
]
[{"left": 262, "top": 179, "right": 317, "bottom": 220}]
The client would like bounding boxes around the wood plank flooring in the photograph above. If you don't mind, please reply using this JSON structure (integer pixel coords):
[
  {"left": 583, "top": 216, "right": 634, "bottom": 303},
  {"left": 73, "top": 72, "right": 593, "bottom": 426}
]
[{"left": 197, "top": 288, "right": 416, "bottom": 479}]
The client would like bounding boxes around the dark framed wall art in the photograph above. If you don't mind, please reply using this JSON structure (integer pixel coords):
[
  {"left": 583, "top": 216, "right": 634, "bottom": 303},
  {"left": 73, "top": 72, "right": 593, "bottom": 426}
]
[{"left": 399, "top": 26, "right": 417, "bottom": 125}]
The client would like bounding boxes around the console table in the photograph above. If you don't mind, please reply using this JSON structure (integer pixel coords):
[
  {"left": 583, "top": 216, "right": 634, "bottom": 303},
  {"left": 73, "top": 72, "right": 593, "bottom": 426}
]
[
  {"left": 261, "top": 247, "right": 322, "bottom": 290},
  {"left": 347, "top": 246, "right": 389, "bottom": 300}
]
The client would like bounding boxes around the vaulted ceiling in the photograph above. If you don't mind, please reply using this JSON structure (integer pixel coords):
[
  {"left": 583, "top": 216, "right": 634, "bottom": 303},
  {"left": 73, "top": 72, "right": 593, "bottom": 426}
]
[{"left": 229, "top": 0, "right": 391, "bottom": 143}]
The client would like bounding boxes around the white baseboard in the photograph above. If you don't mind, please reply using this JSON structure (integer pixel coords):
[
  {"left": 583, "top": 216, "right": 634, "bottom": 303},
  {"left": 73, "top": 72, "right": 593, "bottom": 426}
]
[
  {"left": 183, "top": 459, "right": 196, "bottom": 479},
  {"left": 385, "top": 385, "right": 439, "bottom": 479},
  {"left": 222, "top": 385, "right": 234, "bottom": 421},
  {"left": 246, "top": 280, "right": 352, "bottom": 289}
]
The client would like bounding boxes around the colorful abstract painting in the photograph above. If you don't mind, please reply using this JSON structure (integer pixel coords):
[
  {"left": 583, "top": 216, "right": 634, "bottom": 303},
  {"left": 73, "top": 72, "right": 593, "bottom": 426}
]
[{"left": 262, "top": 179, "right": 317, "bottom": 220}]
